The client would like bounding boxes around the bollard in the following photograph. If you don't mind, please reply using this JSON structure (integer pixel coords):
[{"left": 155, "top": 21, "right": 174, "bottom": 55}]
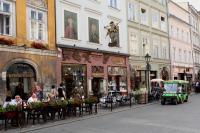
[
  {"left": 130, "top": 94, "right": 132, "bottom": 108},
  {"left": 95, "top": 103, "right": 97, "bottom": 114},
  {"left": 111, "top": 97, "right": 113, "bottom": 112}
]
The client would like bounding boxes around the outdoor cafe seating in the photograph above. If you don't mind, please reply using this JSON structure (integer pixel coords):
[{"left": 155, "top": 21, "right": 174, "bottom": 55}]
[{"left": 0, "top": 97, "right": 98, "bottom": 130}]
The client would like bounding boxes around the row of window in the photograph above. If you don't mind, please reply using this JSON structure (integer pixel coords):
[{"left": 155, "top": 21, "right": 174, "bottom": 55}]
[
  {"left": 190, "top": 15, "right": 198, "bottom": 31},
  {"left": 194, "top": 52, "right": 200, "bottom": 64},
  {"left": 129, "top": 31, "right": 169, "bottom": 59},
  {"left": 0, "top": 1, "right": 47, "bottom": 41},
  {"left": 170, "top": 25, "right": 190, "bottom": 44},
  {"left": 128, "top": 2, "right": 167, "bottom": 32},
  {"left": 172, "top": 47, "right": 192, "bottom": 63},
  {"left": 191, "top": 32, "right": 199, "bottom": 46}
]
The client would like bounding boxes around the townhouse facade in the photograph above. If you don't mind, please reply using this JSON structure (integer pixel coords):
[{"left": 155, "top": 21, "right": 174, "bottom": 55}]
[
  {"left": 127, "top": 0, "right": 170, "bottom": 89},
  {"left": 0, "top": 0, "right": 57, "bottom": 104},
  {"left": 168, "top": 1, "right": 193, "bottom": 81},
  {"left": 189, "top": 5, "right": 200, "bottom": 80},
  {"left": 55, "top": 0, "right": 130, "bottom": 98}
]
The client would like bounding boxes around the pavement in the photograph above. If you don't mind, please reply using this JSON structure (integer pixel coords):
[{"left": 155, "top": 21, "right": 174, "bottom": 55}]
[{"left": 2, "top": 93, "right": 200, "bottom": 133}]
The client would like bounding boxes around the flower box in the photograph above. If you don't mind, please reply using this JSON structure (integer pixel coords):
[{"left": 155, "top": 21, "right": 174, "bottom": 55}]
[
  {"left": 31, "top": 41, "right": 48, "bottom": 50},
  {"left": 0, "top": 37, "right": 14, "bottom": 46}
]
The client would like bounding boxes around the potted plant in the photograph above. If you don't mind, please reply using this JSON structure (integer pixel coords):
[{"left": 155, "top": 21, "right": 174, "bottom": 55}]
[
  {"left": 4, "top": 105, "right": 18, "bottom": 118},
  {"left": 85, "top": 96, "right": 98, "bottom": 104},
  {"left": 31, "top": 41, "right": 48, "bottom": 50},
  {"left": 27, "top": 102, "right": 44, "bottom": 111},
  {"left": 0, "top": 37, "right": 14, "bottom": 46}
]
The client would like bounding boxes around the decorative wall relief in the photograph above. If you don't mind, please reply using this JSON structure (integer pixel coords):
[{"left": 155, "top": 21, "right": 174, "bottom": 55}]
[
  {"left": 103, "top": 54, "right": 110, "bottom": 64},
  {"left": 83, "top": 52, "right": 91, "bottom": 63},
  {"left": 27, "top": 0, "right": 47, "bottom": 9},
  {"left": 72, "top": 50, "right": 81, "bottom": 62},
  {"left": 63, "top": 50, "right": 72, "bottom": 61}
]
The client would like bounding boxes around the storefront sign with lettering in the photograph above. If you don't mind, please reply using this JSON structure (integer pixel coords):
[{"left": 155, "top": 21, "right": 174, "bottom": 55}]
[
  {"left": 111, "top": 57, "right": 125, "bottom": 65},
  {"left": 108, "top": 67, "right": 126, "bottom": 76}
]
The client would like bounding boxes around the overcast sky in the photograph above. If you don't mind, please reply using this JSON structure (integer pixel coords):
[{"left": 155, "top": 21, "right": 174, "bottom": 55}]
[
  {"left": 188, "top": 0, "right": 200, "bottom": 11},
  {"left": 173, "top": 0, "right": 200, "bottom": 11}
]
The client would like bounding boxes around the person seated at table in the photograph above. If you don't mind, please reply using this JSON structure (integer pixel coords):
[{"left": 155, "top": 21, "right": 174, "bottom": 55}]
[
  {"left": 3, "top": 96, "right": 12, "bottom": 108},
  {"left": 11, "top": 95, "right": 22, "bottom": 106},
  {"left": 27, "top": 93, "right": 38, "bottom": 104}
]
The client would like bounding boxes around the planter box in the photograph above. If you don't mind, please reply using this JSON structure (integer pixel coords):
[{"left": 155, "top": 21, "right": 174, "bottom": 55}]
[{"left": 138, "top": 93, "right": 148, "bottom": 104}]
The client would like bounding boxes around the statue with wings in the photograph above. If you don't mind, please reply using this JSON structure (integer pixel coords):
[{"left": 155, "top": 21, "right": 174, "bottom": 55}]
[{"left": 104, "top": 21, "right": 119, "bottom": 47}]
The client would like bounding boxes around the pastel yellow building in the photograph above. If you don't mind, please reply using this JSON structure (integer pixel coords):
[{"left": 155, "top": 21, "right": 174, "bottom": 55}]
[{"left": 0, "top": 0, "right": 57, "bottom": 103}]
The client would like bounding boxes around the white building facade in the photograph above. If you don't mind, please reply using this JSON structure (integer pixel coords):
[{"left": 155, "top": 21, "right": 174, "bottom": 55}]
[{"left": 55, "top": 0, "right": 130, "bottom": 98}]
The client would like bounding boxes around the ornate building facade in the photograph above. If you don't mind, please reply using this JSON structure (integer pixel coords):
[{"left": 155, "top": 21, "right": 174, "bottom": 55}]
[
  {"left": 0, "top": 0, "right": 57, "bottom": 104},
  {"left": 55, "top": 0, "right": 130, "bottom": 98}
]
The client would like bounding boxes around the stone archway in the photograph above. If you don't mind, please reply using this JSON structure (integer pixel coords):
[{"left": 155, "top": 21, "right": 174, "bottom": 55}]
[
  {"left": 2, "top": 58, "right": 41, "bottom": 82},
  {"left": 2, "top": 58, "right": 41, "bottom": 99},
  {"left": 160, "top": 67, "right": 169, "bottom": 80}
]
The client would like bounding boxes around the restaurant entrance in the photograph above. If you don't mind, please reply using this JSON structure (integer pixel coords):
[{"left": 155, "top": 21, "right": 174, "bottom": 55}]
[{"left": 6, "top": 63, "right": 36, "bottom": 99}]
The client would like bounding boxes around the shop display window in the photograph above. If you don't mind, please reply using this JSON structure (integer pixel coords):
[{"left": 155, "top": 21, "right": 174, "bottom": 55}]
[
  {"left": 107, "top": 67, "right": 127, "bottom": 92},
  {"left": 62, "top": 64, "right": 87, "bottom": 98}
]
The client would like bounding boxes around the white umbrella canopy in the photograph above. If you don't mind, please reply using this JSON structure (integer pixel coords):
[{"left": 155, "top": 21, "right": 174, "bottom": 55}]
[{"left": 150, "top": 79, "right": 164, "bottom": 82}]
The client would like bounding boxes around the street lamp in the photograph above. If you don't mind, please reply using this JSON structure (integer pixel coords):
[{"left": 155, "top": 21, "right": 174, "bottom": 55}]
[{"left": 144, "top": 53, "right": 151, "bottom": 95}]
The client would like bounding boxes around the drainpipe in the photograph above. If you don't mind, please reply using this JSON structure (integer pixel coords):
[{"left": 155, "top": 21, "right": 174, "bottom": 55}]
[{"left": 166, "top": 0, "right": 172, "bottom": 80}]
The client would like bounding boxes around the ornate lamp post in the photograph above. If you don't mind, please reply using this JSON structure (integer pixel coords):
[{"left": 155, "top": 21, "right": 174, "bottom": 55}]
[{"left": 144, "top": 53, "right": 151, "bottom": 95}]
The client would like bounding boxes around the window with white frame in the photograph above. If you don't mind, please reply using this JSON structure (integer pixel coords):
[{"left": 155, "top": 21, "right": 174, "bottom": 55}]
[
  {"left": 189, "top": 51, "right": 192, "bottom": 63},
  {"left": 184, "top": 50, "right": 186, "bottom": 62},
  {"left": 27, "top": 7, "right": 47, "bottom": 41},
  {"left": 173, "top": 47, "right": 176, "bottom": 61},
  {"left": 186, "top": 32, "right": 189, "bottom": 43},
  {"left": 153, "top": 45, "right": 159, "bottom": 58},
  {"left": 162, "top": 46, "right": 167, "bottom": 59},
  {"left": 182, "top": 30, "right": 184, "bottom": 40},
  {"left": 128, "top": 2, "right": 137, "bottom": 22},
  {"left": 177, "top": 28, "right": 179, "bottom": 39},
  {"left": 140, "top": 7, "right": 148, "bottom": 25},
  {"left": 170, "top": 25, "right": 173, "bottom": 37},
  {"left": 151, "top": 9, "right": 159, "bottom": 29},
  {"left": 0, "top": 1, "right": 12, "bottom": 35},
  {"left": 108, "top": 0, "right": 118, "bottom": 9},
  {"left": 183, "top": 31, "right": 187, "bottom": 42},
  {"left": 179, "top": 49, "right": 182, "bottom": 62},
  {"left": 129, "top": 31, "right": 139, "bottom": 55},
  {"left": 152, "top": 38, "right": 159, "bottom": 58}
]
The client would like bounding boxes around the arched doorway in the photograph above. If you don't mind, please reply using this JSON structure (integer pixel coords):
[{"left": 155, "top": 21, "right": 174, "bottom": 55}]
[
  {"left": 160, "top": 67, "right": 169, "bottom": 80},
  {"left": 6, "top": 63, "right": 36, "bottom": 99}
]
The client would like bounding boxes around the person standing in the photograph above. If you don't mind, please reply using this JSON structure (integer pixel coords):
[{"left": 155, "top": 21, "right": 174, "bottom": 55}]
[
  {"left": 50, "top": 85, "right": 58, "bottom": 99},
  {"left": 58, "top": 83, "right": 66, "bottom": 100},
  {"left": 14, "top": 83, "right": 24, "bottom": 99}
]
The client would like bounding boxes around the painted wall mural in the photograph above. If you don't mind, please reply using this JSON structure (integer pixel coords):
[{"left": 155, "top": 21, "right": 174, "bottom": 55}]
[
  {"left": 88, "top": 17, "right": 99, "bottom": 44},
  {"left": 64, "top": 10, "right": 78, "bottom": 39}
]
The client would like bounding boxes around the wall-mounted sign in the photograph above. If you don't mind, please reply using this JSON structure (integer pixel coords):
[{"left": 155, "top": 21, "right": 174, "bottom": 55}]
[
  {"left": 108, "top": 67, "right": 126, "bottom": 76},
  {"left": 92, "top": 66, "right": 104, "bottom": 77},
  {"left": 111, "top": 57, "right": 125, "bottom": 65}
]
